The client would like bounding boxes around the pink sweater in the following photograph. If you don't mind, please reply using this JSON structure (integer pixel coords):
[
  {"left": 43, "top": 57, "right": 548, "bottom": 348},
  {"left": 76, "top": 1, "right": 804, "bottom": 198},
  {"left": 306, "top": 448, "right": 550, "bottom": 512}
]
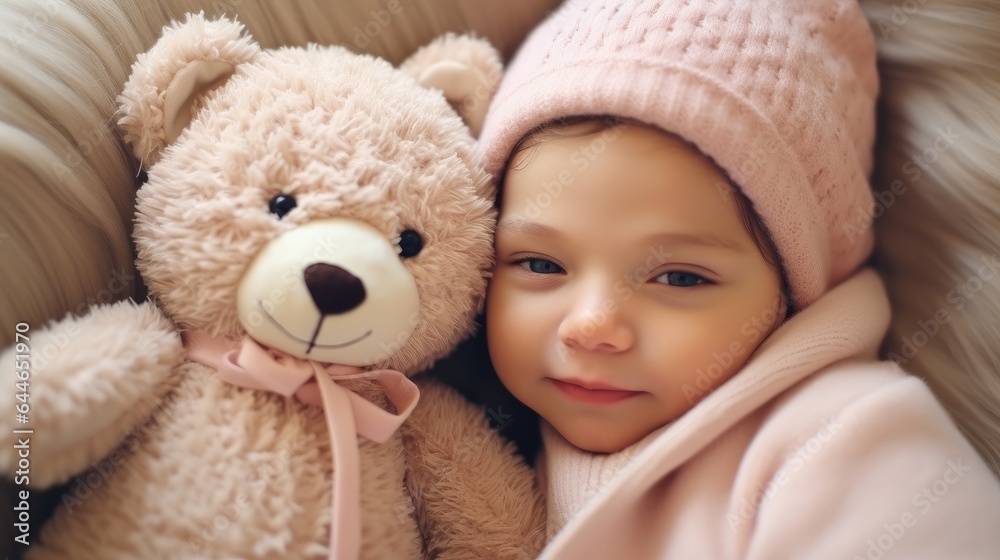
[{"left": 536, "top": 268, "right": 1000, "bottom": 559}]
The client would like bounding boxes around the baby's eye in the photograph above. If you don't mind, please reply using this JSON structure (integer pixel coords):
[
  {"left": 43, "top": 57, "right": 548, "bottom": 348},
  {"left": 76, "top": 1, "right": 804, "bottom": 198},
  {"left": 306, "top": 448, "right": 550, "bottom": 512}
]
[
  {"left": 514, "top": 258, "right": 564, "bottom": 275},
  {"left": 654, "top": 271, "right": 707, "bottom": 287}
]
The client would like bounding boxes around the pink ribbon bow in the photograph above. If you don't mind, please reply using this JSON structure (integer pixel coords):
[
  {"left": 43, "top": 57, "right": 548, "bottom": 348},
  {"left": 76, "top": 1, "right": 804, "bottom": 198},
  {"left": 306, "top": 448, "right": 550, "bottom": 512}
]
[{"left": 182, "top": 331, "right": 420, "bottom": 560}]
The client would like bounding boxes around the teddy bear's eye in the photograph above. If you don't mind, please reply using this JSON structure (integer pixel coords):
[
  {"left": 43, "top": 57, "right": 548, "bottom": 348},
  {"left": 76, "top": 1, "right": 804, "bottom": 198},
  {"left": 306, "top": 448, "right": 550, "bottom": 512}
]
[
  {"left": 268, "top": 194, "right": 297, "bottom": 219},
  {"left": 398, "top": 229, "right": 423, "bottom": 258}
]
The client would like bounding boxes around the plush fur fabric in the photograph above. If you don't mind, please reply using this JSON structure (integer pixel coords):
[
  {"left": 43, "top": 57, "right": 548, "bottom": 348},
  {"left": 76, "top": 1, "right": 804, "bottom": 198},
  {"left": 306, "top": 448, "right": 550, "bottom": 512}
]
[
  {"left": 0, "top": 13, "right": 545, "bottom": 559},
  {"left": 0, "top": 0, "right": 563, "bottom": 350},
  {"left": 8, "top": 326, "right": 543, "bottom": 558},
  {"left": 0, "top": 300, "right": 184, "bottom": 488},
  {"left": 860, "top": 0, "right": 1000, "bottom": 477}
]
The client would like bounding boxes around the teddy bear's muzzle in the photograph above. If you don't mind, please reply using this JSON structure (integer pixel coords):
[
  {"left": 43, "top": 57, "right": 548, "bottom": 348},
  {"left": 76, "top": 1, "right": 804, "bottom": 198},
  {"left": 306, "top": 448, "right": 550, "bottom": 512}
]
[{"left": 236, "top": 218, "right": 421, "bottom": 367}]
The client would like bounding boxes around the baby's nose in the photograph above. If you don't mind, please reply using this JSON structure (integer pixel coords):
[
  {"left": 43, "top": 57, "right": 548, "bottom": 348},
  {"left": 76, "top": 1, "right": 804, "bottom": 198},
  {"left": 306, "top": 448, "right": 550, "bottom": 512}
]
[{"left": 557, "top": 299, "right": 633, "bottom": 352}]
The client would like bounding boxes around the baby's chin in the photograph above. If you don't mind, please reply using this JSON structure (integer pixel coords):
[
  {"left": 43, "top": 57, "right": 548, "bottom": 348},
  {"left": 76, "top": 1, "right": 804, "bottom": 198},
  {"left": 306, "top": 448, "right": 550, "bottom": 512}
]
[{"left": 547, "top": 417, "right": 653, "bottom": 455}]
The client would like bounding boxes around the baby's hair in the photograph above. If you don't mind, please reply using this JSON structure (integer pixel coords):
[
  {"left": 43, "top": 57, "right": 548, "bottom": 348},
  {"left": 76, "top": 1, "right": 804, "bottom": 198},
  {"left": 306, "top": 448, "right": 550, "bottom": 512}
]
[{"left": 498, "top": 115, "right": 794, "bottom": 314}]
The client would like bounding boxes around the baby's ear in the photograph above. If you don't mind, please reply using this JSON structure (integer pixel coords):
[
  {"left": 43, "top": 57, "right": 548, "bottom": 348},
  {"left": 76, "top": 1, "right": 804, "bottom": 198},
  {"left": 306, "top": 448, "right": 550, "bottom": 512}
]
[
  {"left": 117, "top": 12, "right": 259, "bottom": 168},
  {"left": 400, "top": 34, "right": 503, "bottom": 138}
]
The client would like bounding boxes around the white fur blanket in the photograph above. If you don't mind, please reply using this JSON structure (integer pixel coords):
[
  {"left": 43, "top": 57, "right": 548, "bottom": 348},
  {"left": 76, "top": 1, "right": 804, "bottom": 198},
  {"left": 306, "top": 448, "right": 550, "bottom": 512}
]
[{"left": 860, "top": 0, "right": 1000, "bottom": 474}]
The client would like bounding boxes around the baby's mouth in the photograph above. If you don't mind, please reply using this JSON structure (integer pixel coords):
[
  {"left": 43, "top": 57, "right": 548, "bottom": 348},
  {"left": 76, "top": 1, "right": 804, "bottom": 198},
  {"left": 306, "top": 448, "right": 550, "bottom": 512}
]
[{"left": 548, "top": 377, "right": 643, "bottom": 405}]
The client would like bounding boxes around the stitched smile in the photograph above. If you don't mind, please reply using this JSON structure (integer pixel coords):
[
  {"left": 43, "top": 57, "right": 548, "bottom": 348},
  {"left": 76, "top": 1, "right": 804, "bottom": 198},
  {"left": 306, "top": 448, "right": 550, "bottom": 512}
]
[{"left": 257, "top": 301, "right": 373, "bottom": 350}]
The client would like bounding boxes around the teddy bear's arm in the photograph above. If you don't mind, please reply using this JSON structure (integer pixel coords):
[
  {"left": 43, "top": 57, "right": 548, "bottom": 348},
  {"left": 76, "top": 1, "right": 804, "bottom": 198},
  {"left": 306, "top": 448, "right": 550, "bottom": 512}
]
[
  {"left": 401, "top": 377, "right": 546, "bottom": 560},
  {"left": 0, "top": 299, "right": 184, "bottom": 487}
]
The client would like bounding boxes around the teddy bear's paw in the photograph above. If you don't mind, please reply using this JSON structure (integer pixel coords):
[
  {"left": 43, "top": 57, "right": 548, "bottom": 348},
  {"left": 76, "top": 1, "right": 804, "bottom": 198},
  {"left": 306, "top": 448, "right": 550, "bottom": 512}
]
[{"left": 0, "top": 299, "right": 184, "bottom": 487}]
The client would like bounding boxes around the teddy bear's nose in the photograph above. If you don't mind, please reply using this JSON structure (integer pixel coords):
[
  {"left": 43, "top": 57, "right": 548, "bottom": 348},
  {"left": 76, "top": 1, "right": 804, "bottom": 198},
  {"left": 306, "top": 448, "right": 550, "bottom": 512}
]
[{"left": 303, "top": 263, "right": 367, "bottom": 315}]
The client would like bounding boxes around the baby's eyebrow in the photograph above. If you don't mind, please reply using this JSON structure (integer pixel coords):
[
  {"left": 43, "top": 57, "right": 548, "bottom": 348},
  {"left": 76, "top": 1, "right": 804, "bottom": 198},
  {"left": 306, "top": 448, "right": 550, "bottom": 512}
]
[
  {"left": 640, "top": 232, "right": 748, "bottom": 253},
  {"left": 497, "top": 217, "right": 747, "bottom": 253},
  {"left": 495, "top": 217, "right": 566, "bottom": 243}
]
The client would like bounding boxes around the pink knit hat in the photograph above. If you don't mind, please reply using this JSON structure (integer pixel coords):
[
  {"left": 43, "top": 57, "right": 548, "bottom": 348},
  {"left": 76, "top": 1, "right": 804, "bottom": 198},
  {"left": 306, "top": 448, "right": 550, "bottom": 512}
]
[{"left": 480, "top": 0, "right": 879, "bottom": 309}]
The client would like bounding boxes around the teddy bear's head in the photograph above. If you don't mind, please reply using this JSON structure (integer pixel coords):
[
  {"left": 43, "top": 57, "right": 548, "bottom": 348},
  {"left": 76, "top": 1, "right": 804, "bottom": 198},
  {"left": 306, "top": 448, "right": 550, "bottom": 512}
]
[{"left": 117, "top": 13, "right": 502, "bottom": 374}]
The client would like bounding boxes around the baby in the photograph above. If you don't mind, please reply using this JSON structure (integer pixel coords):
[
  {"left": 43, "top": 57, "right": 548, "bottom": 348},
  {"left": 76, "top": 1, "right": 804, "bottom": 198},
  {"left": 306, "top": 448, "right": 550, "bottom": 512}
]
[{"left": 479, "top": 0, "right": 1000, "bottom": 558}]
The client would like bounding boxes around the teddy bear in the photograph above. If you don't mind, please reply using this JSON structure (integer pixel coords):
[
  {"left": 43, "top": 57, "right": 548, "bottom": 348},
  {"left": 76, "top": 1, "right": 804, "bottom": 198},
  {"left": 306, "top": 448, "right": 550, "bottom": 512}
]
[{"left": 0, "top": 13, "right": 545, "bottom": 559}]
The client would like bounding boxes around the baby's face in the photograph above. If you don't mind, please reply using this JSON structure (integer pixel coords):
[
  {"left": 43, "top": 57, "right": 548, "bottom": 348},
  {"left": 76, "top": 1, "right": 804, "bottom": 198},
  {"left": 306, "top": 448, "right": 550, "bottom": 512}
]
[{"left": 487, "top": 122, "right": 786, "bottom": 453}]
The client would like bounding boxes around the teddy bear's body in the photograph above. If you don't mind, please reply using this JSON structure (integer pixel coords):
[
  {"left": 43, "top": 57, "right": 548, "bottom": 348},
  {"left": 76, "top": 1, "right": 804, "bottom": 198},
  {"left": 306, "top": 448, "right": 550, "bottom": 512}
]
[
  {"left": 37, "top": 348, "right": 419, "bottom": 558},
  {"left": 31, "top": 333, "right": 527, "bottom": 558},
  {"left": 0, "top": 14, "right": 544, "bottom": 560}
]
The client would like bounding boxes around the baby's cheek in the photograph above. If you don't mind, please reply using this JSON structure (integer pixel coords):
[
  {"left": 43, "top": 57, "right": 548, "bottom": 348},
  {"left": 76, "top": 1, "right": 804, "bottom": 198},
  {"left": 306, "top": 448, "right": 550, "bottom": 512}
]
[
  {"left": 652, "top": 322, "right": 751, "bottom": 413},
  {"left": 697, "top": 303, "right": 781, "bottom": 388},
  {"left": 485, "top": 282, "right": 531, "bottom": 371}
]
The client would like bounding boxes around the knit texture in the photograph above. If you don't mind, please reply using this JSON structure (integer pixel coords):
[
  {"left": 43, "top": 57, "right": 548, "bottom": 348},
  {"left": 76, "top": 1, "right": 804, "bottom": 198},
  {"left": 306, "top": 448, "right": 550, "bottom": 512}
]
[
  {"left": 480, "top": 0, "right": 879, "bottom": 309},
  {"left": 538, "top": 420, "right": 670, "bottom": 539}
]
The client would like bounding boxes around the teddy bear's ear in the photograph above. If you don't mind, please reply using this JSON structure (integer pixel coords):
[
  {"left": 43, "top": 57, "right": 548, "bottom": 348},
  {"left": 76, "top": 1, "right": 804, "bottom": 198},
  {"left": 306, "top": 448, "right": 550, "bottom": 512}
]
[
  {"left": 400, "top": 34, "right": 503, "bottom": 138},
  {"left": 117, "top": 12, "right": 259, "bottom": 168}
]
